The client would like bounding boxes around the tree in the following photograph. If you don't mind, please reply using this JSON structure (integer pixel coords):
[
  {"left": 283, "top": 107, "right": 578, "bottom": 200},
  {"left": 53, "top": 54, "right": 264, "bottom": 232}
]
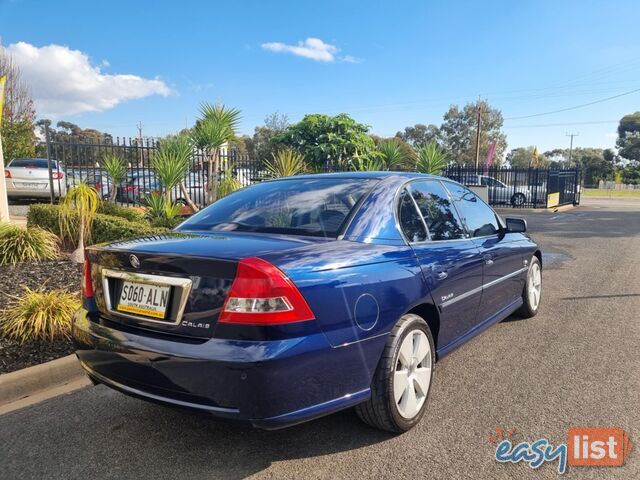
[
  {"left": 247, "top": 112, "right": 289, "bottom": 163},
  {"left": 0, "top": 45, "right": 36, "bottom": 160},
  {"left": 440, "top": 100, "right": 507, "bottom": 166},
  {"left": 190, "top": 103, "right": 241, "bottom": 203},
  {"left": 573, "top": 150, "right": 613, "bottom": 185},
  {"left": 59, "top": 183, "right": 101, "bottom": 263},
  {"left": 101, "top": 154, "right": 127, "bottom": 201},
  {"left": 396, "top": 124, "right": 441, "bottom": 148},
  {"left": 506, "top": 147, "right": 549, "bottom": 168},
  {"left": 273, "top": 113, "right": 374, "bottom": 169},
  {"left": 153, "top": 134, "right": 198, "bottom": 211},
  {"left": 616, "top": 112, "right": 640, "bottom": 164}
]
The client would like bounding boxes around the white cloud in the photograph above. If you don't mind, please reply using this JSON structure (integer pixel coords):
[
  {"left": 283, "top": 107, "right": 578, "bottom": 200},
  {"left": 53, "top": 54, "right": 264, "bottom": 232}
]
[
  {"left": 3, "top": 42, "right": 173, "bottom": 116},
  {"left": 261, "top": 37, "right": 339, "bottom": 62},
  {"left": 341, "top": 55, "right": 363, "bottom": 64}
]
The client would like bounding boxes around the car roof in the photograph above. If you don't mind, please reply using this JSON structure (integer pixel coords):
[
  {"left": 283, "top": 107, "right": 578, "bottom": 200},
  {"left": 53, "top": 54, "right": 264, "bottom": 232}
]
[{"left": 279, "top": 171, "right": 441, "bottom": 180}]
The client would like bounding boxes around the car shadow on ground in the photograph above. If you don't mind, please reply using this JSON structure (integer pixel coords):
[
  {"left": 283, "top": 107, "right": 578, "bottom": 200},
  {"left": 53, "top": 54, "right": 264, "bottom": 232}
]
[{"left": 0, "top": 384, "right": 394, "bottom": 479}]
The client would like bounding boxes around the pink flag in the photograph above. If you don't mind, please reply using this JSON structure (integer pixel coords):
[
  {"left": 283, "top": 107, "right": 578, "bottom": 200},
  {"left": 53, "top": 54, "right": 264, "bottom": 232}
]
[{"left": 484, "top": 142, "right": 497, "bottom": 172}]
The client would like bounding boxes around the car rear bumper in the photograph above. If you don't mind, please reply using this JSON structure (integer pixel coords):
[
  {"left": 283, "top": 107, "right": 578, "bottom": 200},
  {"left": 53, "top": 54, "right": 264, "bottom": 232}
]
[
  {"left": 73, "top": 309, "right": 376, "bottom": 429},
  {"left": 7, "top": 185, "right": 65, "bottom": 198}
]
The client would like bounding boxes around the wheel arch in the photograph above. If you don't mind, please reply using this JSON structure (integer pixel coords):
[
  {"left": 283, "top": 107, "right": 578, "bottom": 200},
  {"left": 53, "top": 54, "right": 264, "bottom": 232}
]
[
  {"left": 405, "top": 302, "right": 440, "bottom": 358},
  {"left": 534, "top": 249, "right": 542, "bottom": 269}
]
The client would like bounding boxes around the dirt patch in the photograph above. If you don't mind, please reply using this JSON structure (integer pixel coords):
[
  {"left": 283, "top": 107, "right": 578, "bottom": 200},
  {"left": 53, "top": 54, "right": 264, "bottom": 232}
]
[{"left": 0, "top": 258, "right": 82, "bottom": 374}]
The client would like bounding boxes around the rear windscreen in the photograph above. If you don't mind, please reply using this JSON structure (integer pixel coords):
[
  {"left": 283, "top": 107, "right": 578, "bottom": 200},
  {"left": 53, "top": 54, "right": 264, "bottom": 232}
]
[
  {"left": 9, "top": 159, "right": 56, "bottom": 169},
  {"left": 178, "top": 178, "right": 377, "bottom": 238}
]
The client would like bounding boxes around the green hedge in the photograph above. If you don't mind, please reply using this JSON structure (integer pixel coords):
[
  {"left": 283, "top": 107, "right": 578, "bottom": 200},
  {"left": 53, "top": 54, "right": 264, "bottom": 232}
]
[
  {"left": 97, "top": 202, "right": 147, "bottom": 223},
  {"left": 27, "top": 204, "right": 168, "bottom": 245}
]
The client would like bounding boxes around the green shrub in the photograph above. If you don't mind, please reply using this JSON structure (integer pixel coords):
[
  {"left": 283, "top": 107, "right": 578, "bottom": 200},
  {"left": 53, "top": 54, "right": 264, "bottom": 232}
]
[
  {"left": 92, "top": 214, "right": 168, "bottom": 244},
  {"left": 98, "top": 202, "right": 146, "bottom": 223},
  {"left": 28, "top": 204, "right": 64, "bottom": 237},
  {"left": 28, "top": 204, "right": 168, "bottom": 245},
  {"left": 0, "top": 286, "right": 80, "bottom": 342},
  {"left": 0, "top": 223, "right": 59, "bottom": 265}
]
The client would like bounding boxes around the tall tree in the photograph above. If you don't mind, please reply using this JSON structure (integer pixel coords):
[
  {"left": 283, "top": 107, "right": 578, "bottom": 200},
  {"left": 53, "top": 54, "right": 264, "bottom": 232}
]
[
  {"left": 248, "top": 111, "right": 289, "bottom": 163},
  {"left": 506, "top": 147, "right": 549, "bottom": 168},
  {"left": 0, "top": 45, "right": 36, "bottom": 160},
  {"left": 440, "top": 100, "right": 507, "bottom": 166},
  {"left": 395, "top": 124, "right": 441, "bottom": 148},
  {"left": 616, "top": 112, "right": 640, "bottom": 164},
  {"left": 273, "top": 113, "right": 374, "bottom": 169},
  {"left": 190, "top": 103, "right": 241, "bottom": 203}
]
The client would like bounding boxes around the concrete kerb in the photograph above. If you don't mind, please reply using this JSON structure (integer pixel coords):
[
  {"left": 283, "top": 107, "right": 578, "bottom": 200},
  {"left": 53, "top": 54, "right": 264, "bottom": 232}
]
[{"left": 0, "top": 354, "right": 89, "bottom": 413}]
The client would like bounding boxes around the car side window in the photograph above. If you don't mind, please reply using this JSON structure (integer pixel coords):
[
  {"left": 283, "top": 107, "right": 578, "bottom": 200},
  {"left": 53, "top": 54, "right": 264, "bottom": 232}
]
[
  {"left": 408, "top": 181, "right": 466, "bottom": 241},
  {"left": 397, "top": 188, "right": 427, "bottom": 242},
  {"left": 445, "top": 182, "right": 500, "bottom": 237}
]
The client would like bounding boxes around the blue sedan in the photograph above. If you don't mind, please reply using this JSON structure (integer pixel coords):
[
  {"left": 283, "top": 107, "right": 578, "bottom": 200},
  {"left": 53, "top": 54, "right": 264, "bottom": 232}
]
[{"left": 74, "top": 172, "right": 542, "bottom": 432}]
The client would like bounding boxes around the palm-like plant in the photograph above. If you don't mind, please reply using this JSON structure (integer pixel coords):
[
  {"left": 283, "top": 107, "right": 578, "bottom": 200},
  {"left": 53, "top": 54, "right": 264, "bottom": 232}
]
[
  {"left": 152, "top": 134, "right": 197, "bottom": 211},
  {"left": 144, "top": 192, "right": 183, "bottom": 228},
  {"left": 377, "top": 139, "right": 412, "bottom": 170},
  {"left": 59, "top": 183, "right": 101, "bottom": 263},
  {"left": 191, "top": 103, "right": 241, "bottom": 203},
  {"left": 352, "top": 154, "right": 385, "bottom": 172},
  {"left": 265, "top": 149, "right": 307, "bottom": 178},
  {"left": 415, "top": 142, "right": 449, "bottom": 175},
  {"left": 217, "top": 166, "right": 242, "bottom": 198},
  {"left": 101, "top": 154, "right": 127, "bottom": 201}
]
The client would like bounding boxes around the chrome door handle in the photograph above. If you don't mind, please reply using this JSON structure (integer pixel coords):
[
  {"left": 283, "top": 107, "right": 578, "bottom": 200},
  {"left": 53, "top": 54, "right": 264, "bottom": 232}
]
[
  {"left": 485, "top": 259, "right": 494, "bottom": 265},
  {"left": 436, "top": 271, "right": 448, "bottom": 280}
]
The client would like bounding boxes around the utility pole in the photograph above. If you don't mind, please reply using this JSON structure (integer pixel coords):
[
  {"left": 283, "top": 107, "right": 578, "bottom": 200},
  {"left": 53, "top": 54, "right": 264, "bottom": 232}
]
[
  {"left": 474, "top": 99, "right": 482, "bottom": 169},
  {"left": 0, "top": 75, "right": 8, "bottom": 223},
  {"left": 137, "top": 121, "right": 144, "bottom": 166},
  {"left": 566, "top": 132, "right": 579, "bottom": 165}
]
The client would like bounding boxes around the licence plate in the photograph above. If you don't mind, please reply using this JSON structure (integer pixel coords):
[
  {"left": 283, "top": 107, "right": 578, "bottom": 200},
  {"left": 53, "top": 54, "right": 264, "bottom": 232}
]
[
  {"left": 18, "top": 182, "right": 44, "bottom": 189},
  {"left": 117, "top": 282, "right": 171, "bottom": 319}
]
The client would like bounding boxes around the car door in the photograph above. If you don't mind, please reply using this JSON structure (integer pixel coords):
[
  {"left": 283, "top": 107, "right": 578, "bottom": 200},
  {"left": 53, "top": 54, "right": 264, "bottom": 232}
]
[
  {"left": 398, "top": 181, "right": 485, "bottom": 349},
  {"left": 444, "top": 181, "right": 526, "bottom": 323}
]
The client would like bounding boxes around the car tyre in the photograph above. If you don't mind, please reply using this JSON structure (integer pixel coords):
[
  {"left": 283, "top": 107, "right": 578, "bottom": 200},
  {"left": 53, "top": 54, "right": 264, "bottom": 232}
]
[
  {"left": 511, "top": 192, "right": 526, "bottom": 207},
  {"left": 517, "top": 256, "right": 542, "bottom": 318},
  {"left": 355, "top": 313, "right": 435, "bottom": 433}
]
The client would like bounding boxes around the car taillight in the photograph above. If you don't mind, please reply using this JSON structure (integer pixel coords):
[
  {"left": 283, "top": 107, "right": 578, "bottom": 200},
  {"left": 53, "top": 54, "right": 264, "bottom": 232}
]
[
  {"left": 219, "top": 257, "right": 314, "bottom": 325},
  {"left": 4, "top": 170, "right": 10, "bottom": 178},
  {"left": 52, "top": 172, "right": 64, "bottom": 180},
  {"left": 124, "top": 185, "right": 136, "bottom": 192},
  {"left": 82, "top": 251, "right": 94, "bottom": 298}
]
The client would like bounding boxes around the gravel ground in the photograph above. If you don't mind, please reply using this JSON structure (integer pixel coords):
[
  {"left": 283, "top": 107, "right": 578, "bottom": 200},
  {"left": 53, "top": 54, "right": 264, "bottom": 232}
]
[
  {"left": 0, "top": 258, "right": 81, "bottom": 374},
  {"left": 0, "top": 196, "right": 638, "bottom": 479}
]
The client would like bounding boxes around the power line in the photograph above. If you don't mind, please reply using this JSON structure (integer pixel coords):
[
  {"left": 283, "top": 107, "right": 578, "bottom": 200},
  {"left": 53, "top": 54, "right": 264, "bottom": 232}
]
[
  {"left": 504, "top": 88, "right": 640, "bottom": 120},
  {"left": 504, "top": 120, "right": 618, "bottom": 129}
]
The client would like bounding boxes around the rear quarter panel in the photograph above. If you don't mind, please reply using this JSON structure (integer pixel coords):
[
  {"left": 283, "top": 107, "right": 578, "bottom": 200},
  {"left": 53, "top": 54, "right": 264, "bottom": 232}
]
[{"left": 264, "top": 241, "right": 428, "bottom": 348}]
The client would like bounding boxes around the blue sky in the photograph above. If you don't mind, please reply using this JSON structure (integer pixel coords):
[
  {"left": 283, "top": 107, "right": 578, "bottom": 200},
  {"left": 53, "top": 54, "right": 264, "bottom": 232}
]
[{"left": 2, "top": 0, "right": 639, "bottom": 152}]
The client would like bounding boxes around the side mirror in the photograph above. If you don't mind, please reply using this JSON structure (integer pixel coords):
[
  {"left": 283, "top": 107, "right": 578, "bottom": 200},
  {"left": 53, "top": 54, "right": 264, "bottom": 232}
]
[{"left": 505, "top": 217, "right": 527, "bottom": 233}]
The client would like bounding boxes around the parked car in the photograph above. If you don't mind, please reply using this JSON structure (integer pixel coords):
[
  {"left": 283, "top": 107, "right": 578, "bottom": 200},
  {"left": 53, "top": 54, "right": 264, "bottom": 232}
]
[
  {"left": 445, "top": 173, "right": 544, "bottom": 207},
  {"left": 74, "top": 172, "right": 542, "bottom": 432},
  {"left": 4, "top": 158, "right": 67, "bottom": 199},
  {"left": 82, "top": 173, "right": 117, "bottom": 200},
  {"left": 118, "top": 172, "right": 206, "bottom": 206}
]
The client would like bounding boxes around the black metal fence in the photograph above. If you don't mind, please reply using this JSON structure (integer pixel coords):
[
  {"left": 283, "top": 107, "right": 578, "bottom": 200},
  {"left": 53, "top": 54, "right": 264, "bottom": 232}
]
[
  {"left": 44, "top": 136, "right": 266, "bottom": 207},
  {"left": 442, "top": 166, "right": 581, "bottom": 208},
  {"left": 42, "top": 136, "right": 581, "bottom": 209}
]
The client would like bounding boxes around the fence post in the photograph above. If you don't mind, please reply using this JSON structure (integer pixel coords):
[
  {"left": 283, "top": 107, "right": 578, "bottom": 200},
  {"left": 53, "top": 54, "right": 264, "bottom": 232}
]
[{"left": 45, "top": 125, "right": 55, "bottom": 204}]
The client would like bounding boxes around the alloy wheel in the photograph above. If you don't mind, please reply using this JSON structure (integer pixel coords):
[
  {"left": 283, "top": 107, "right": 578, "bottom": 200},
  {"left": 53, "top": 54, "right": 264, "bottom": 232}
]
[
  {"left": 528, "top": 262, "right": 542, "bottom": 310},
  {"left": 394, "top": 330, "right": 432, "bottom": 419}
]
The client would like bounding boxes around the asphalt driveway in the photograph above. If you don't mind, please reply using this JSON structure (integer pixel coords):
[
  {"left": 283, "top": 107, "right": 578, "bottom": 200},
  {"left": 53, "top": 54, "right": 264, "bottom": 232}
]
[{"left": 1, "top": 196, "right": 638, "bottom": 479}]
